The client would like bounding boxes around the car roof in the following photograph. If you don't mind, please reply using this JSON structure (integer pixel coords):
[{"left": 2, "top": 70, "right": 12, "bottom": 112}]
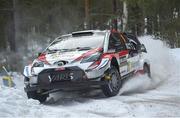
[{"left": 57, "top": 30, "right": 108, "bottom": 39}]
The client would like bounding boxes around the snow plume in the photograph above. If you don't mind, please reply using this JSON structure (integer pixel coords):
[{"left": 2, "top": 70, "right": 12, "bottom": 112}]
[{"left": 120, "top": 36, "right": 172, "bottom": 95}]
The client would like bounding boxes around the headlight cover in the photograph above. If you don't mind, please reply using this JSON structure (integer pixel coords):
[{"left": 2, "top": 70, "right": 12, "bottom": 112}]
[
  {"left": 81, "top": 52, "right": 101, "bottom": 63},
  {"left": 33, "top": 61, "right": 44, "bottom": 67}
]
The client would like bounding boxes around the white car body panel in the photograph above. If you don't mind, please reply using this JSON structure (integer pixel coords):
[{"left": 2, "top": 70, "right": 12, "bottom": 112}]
[{"left": 23, "top": 30, "right": 150, "bottom": 85}]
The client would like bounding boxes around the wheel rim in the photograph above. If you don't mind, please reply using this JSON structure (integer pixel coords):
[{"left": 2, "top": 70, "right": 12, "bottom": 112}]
[
  {"left": 144, "top": 66, "right": 148, "bottom": 73},
  {"left": 109, "top": 71, "right": 120, "bottom": 91}
]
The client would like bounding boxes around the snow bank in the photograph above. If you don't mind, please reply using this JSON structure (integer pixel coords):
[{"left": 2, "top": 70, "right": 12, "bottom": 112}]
[{"left": 0, "top": 87, "right": 42, "bottom": 117}]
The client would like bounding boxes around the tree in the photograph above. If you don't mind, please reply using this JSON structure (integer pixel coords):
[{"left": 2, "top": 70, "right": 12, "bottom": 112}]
[{"left": 0, "top": 0, "right": 16, "bottom": 51}]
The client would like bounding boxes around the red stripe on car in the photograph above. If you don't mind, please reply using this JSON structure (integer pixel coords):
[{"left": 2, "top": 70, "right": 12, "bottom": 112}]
[
  {"left": 102, "top": 50, "right": 128, "bottom": 60},
  {"left": 38, "top": 53, "right": 49, "bottom": 64},
  {"left": 119, "top": 50, "right": 128, "bottom": 57},
  {"left": 73, "top": 47, "right": 102, "bottom": 62}
]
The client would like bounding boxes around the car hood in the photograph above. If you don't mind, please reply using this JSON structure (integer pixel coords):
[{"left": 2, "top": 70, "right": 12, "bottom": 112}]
[{"left": 37, "top": 50, "right": 88, "bottom": 65}]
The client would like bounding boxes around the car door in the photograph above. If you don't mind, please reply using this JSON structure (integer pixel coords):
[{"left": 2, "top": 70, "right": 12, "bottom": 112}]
[
  {"left": 108, "top": 32, "right": 129, "bottom": 76},
  {"left": 123, "top": 34, "right": 140, "bottom": 73}
]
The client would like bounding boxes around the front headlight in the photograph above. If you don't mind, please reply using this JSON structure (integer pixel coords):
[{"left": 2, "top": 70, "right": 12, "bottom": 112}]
[
  {"left": 29, "top": 76, "right": 38, "bottom": 84},
  {"left": 33, "top": 61, "right": 44, "bottom": 67},
  {"left": 81, "top": 52, "right": 101, "bottom": 63}
]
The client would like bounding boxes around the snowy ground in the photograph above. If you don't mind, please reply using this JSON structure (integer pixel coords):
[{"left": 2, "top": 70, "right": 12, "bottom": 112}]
[{"left": 0, "top": 36, "right": 180, "bottom": 118}]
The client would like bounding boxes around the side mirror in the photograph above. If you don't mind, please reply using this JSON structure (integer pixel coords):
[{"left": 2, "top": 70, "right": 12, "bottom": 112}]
[
  {"left": 126, "top": 43, "right": 135, "bottom": 50},
  {"left": 125, "top": 43, "right": 131, "bottom": 50},
  {"left": 38, "top": 52, "right": 42, "bottom": 57},
  {"left": 141, "top": 44, "right": 147, "bottom": 53}
]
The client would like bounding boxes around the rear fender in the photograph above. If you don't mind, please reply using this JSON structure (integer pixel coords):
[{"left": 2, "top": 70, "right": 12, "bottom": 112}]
[{"left": 139, "top": 58, "right": 150, "bottom": 70}]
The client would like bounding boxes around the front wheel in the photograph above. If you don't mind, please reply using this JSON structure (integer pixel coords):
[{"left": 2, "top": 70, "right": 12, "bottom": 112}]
[
  {"left": 101, "top": 66, "right": 122, "bottom": 97},
  {"left": 26, "top": 90, "right": 48, "bottom": 103}
]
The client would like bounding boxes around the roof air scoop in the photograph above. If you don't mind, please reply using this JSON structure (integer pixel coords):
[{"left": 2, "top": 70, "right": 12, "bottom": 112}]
[{"left": 72, "top": 31, "right": 94, "bottom": 37}]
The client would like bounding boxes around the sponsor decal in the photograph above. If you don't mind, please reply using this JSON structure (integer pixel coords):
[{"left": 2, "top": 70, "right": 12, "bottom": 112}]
[
  {"left": 50, "top": 53, "right": 60, "bottom": 59},
  {"left": 48, "top": 73, "right": 70, "bottom": 82},
  {"left": 120, "top": 70, "right": 126, "bottom": 74},
  {"left": 131, "top": 61, "right": 139, "bottom": 68},
  {"left": 120, "top": 66, "right": 128, "bottom": 75},
  {"left": 119, "top": 56, "right": 126, "bottom": 63},
  {"left": 120, "top": 61, "right": 128, "bottom": 67},
  {"left": 127, "top": 61, "right": 132, "bottom": 72},
  {"left": 119, "top": 55, "right": 128, "bottom": 67}
]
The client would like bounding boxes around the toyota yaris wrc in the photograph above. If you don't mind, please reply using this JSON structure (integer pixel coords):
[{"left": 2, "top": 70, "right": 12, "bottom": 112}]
[{"left": 23, "top": 30, "right": 150, "bottom": 102}]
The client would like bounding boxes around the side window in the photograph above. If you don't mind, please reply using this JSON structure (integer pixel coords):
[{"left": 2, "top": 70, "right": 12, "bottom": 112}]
[
  {"left": 108, "top": 33, "right": 125, "bottom": 51},
  {"left": 121, "top": 33, "right": 139, "bottom": 57},
  {"left": 119, "top": 33, "right": 131, "bottom": 50},
  {"left": 128, "top": 38, "right": 138, "bottom": 51},
  {"left": 120, "top": 33, "right": 130, "bottom": 44},
  {"left": 124, "top": 33, "right": 141, "bottom": 51},
  {"left": 127, "top": 37, "right": 139, "bottom": 57}
]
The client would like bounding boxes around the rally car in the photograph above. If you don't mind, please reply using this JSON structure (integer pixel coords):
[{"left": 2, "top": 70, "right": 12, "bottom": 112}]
[{"left": 23, "top": 30, "right": 150, "bottom": 102}]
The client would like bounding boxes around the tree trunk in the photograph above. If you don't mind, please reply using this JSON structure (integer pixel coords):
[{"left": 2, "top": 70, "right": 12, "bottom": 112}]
[
  {"left": 112, "top": 0, "right": 117, "bottom": 31},
  {"left": 7, "top": 11, "right": 16, "bottom": 52},
  {"left": 122, "top": 0, "right": 128, "bottom": 32},
  {"left": 84, "top": 0, "right": 90, "bottom": 29},
  {"left": 7, "top": 0, "right": 16, "bottom": 52}
]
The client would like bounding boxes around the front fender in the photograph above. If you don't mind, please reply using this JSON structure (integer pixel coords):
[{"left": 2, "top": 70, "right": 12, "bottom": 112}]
[
  {"left": 85, "top": 58, "right": 111, "bottom": 79},
  {"left": 23, "top": 66, "right": 32, "bottom": 77}
]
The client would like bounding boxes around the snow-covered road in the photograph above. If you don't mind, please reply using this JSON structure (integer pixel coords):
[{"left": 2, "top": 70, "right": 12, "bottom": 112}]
[{"left": 0, "top": 36, "right": 180, "bottom": 117}]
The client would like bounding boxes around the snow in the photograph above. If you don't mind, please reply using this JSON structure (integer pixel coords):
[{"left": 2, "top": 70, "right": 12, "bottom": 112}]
[{"left": 0, "top": 35, "right": 180, "bottom": 117}]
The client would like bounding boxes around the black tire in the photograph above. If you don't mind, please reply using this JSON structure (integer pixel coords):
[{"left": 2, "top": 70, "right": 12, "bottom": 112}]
[
  {"left": 27, "top": 90, "right": 48, "bottom": 103},
  {"left": 101, "top": 66, "right": 122, "bottom": 97},
  {"left": 144, "top": 64, "right": 151, "bottom": 78}
]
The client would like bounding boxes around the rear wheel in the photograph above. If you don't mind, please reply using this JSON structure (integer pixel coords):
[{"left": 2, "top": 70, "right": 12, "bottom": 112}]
[
  {"left": 101, "top": 66, "right": 122, "bottom": 97},
  {"left": 27, "top": 90, "right": 48, "bottom": 103},
  {"left": 144, "top": 64, "right": 151, "bottom": 77}
]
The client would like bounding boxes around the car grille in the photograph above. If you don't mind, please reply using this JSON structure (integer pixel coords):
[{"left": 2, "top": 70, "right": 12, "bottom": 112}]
[
  {"left": 49, "top": 72, "right": 71, "bottom": 82},
  {"left": 38, "top": 67, "right": 86, "bottom": 86}
]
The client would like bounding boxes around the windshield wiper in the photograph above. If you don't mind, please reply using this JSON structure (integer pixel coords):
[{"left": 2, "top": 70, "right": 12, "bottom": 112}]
[
  {"left": 47, "top": 48, "right": 74, "bottom": 53},
  {"left": 46, "top": 47, "right": 91, "bottom": 53},
  {"left": 76, "top": 47, "right": 92, "bottom": 51}
]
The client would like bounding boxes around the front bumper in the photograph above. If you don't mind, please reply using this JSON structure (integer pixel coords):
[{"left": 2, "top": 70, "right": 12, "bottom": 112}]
[
  {"left": 24, "top": 66, "right": 107, "bottom": 92},
  {"left": 24, "top": 80, "right": 108, "bottom": 92}
]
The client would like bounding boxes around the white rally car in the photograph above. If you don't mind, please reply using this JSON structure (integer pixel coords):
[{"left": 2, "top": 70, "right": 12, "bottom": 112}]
[{"left": 23, "top": 30, "right": 150, "bottom": 102}]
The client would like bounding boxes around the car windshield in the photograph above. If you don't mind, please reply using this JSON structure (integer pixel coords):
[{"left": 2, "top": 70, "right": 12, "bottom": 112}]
[{"left": 47, "top": 34, "right": 105, "bottom": 51}]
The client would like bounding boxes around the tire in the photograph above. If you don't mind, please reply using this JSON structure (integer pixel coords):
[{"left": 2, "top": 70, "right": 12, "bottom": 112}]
[
  {"left": 144, "top": 64, "right": 151, "bottom": 78},
  {"left": 27, "top": 90, "right": 48, "bottom": 103},
  {"left": 101, "top": 66, "right": 122, "bottom": 97}
]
